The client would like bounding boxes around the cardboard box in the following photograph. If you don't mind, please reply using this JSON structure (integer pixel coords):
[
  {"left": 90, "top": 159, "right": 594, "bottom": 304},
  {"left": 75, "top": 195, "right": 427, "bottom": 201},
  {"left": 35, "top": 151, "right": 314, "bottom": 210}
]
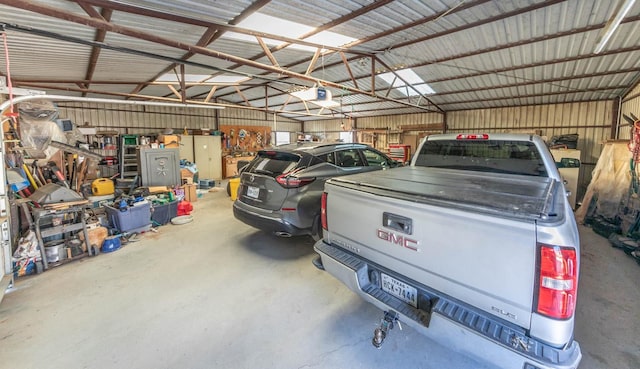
[
  {"left": 181, "top": 168, "right": 193, "bottom": 177},
  {"left": 147, "top": 186, "right": 171, "bottom": 194},
  {"left": 182, "top": 184, "right": 197, "bottom": 202},
  {"left": 158, "top": 134, "right": 179, "bottom": 145},
  {"left": 192, "top": 129, "right": 210, "bottom": 135}
]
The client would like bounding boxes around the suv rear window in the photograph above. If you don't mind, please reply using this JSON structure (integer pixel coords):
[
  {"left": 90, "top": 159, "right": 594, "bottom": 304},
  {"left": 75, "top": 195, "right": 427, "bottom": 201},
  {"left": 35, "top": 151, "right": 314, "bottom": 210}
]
[
  {"left": 245, "top": 151, "right": 302, "bottom": 177},
  {"left": 415, "top": 139, "right": 548, "bottom": 177}
]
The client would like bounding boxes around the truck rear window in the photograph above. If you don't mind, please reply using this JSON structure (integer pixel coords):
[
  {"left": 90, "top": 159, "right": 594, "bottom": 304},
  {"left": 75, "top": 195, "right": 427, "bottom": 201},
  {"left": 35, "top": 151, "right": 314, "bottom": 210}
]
[{"left": 415, "top": 140, "right": 548, "bottom": 177}]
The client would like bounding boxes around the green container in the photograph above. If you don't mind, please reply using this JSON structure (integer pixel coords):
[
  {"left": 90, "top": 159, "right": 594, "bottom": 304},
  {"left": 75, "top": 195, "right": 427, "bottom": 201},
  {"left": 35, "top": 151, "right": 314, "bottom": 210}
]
[{"left": 123, "top": 135, "right": 138, "bottom": 146}]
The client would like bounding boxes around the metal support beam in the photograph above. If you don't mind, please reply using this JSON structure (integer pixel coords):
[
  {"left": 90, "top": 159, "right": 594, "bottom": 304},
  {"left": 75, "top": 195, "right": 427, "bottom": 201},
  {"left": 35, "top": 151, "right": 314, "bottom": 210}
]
[
  {"left": 204, "top": 86, "right": 217, "bottom": 103},
  {"left": 83, "top": 7, "right": 112, "bottom": 96},
  {"left": 256, "top": 36, "right": 279, "bottom": 67},
  {"left": 180, "top": 64, "right": 186, "bottom": 103},
  {"left": 306, "top": 49, "right": 321, "bottom": 76},
  {"left": 125, "top": 0, "right": 270, "bottom": 96},
  {"left": 0, "top": 0, "right": 435, "bottom": 112},
  {"left": 340, "top": 52, "right": 358, "bottom": 89}
]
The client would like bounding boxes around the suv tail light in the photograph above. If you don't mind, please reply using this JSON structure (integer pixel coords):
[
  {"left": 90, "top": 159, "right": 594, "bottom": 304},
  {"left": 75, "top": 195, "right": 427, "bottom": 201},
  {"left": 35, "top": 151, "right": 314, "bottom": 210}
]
[
  {"left": 321, "top": 192, "right": 328, "bottom": 230},
  {"left": 536, "top": 243, "right": 578, "bottom": 319},
  {"left": 275, "top": 173, "right": 315, "bottom": 188}
]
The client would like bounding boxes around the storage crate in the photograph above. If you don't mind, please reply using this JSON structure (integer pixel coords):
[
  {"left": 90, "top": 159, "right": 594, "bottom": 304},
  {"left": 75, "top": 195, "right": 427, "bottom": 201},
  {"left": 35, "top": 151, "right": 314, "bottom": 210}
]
[
  {"left": 104, "top": 201, "right": 151, "bottom": 232},
  {"left": 198, "top": 179, "right": 216, "bottom": 188},
  {"left": 151, "top": 200, "right": 178, "bottom": 226}
]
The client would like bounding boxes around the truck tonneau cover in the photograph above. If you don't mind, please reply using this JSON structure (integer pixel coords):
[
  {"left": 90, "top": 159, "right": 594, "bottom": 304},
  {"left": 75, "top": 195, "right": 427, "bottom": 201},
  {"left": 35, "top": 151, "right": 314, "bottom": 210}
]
[{"left": 328, "top": 166, "right": 561, "bottom": 222}]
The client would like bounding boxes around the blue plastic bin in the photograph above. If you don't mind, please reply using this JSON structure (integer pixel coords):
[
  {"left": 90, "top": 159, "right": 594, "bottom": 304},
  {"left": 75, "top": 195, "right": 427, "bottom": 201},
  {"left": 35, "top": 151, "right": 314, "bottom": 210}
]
[
  {"left": 104, "top": 201, "right": 151, "bottom": 232},
  {"left": 151, "top": 200, "right": 178, "bottom": 226}
]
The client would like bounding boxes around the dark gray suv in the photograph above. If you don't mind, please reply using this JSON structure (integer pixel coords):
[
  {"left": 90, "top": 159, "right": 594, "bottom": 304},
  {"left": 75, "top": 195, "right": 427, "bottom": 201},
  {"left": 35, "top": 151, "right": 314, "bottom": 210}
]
[{"left": 232, "top": 142, "right": 400, "bottom": 240}]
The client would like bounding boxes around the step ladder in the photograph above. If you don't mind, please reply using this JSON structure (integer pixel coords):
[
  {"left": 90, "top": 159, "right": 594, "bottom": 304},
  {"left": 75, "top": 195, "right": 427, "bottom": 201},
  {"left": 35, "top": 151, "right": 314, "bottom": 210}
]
[{"left": 118, "top": 134, "right": 139, "bottom": 191}]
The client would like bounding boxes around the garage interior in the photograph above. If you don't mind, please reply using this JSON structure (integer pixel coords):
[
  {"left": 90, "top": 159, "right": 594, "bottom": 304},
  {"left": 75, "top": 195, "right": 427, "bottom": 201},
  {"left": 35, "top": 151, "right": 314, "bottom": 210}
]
[{"left": 0, "top": 1, "right": 639, "bottom": 369}]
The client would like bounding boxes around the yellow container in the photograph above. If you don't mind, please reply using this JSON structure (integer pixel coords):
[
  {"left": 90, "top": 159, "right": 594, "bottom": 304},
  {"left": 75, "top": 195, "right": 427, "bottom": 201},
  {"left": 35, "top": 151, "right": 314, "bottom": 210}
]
[
  {"left": 229, "top": 178, "right": 241, "bottom": 201},
  {"left": 92, "top": 178, "right": 115, "bottom": 196}
]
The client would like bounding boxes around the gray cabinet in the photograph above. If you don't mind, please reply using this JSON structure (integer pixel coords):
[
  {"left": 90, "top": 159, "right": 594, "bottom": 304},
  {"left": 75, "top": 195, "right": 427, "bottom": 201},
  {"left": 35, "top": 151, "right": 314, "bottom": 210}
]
[
  {"left": 138, "top": 148, "right": 181, "bottom": 186},
  {"left": 194, "top": 135, "right": 222, "bottom": 180},
  {"left": 179, "top": 135, "right": 194, "bottom": 163}
]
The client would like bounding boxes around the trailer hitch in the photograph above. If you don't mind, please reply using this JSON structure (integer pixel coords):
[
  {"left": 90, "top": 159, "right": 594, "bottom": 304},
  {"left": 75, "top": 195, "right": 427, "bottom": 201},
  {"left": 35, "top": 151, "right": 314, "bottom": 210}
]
[{"left": 372, "top": 310, "right": 401, "bottom": 348}]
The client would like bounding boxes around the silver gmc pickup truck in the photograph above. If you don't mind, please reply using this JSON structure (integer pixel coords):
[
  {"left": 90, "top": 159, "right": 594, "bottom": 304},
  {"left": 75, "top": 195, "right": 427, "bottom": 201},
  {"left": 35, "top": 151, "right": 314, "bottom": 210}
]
[{"left": 314, "top": 133, "right": 581, "bottom": 369}]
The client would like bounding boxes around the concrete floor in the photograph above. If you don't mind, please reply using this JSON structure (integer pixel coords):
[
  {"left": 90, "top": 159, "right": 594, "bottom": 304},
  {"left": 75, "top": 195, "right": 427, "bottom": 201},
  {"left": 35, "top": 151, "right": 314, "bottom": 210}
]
[{"left": 0, "top": 186, "right": 639, "bottom": 369}]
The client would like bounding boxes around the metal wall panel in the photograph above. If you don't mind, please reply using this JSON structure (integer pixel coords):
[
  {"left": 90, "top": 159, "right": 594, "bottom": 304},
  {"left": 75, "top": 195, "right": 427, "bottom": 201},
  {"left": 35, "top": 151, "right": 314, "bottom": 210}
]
[
  {"left": 448, "top": 101, "right": 614, "bottom": 204},
  {"left": 303, "top": 102, "right": 612, "bottom": 204},
  {"left": 56, "top": 103, "right": 301, "bottom": 135},
  {"left": 304, "top": 113, "right": 445, "bottom": 133},
  {"left": 303, "top": 119, "right": 343, "bottom": 133},
  {"left": 356, "top": 113, "right": 445, "bottom": 129},
  {"left": 303, "top": 113, "right": 445, "bottom": 149},
  {"left": 274, "top": 121, "right": 303, "bottom": 133},
  {"left": 299, "top": 119, "right": 343, "bottom": 142},
  {"left": 620, "top": 83, "right": 640, "bottom": 140}
]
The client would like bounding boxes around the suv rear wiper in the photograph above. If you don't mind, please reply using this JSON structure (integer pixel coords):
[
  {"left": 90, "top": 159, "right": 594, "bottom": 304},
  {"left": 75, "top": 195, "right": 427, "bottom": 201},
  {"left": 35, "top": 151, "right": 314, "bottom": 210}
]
[{"left": 253, "top": 169, "right": 274, "bottom": 175}]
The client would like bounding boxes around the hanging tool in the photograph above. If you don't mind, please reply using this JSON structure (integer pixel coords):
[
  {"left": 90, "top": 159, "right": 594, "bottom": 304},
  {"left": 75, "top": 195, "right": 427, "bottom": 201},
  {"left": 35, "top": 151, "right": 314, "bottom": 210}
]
[
  {"left": 48, "top": 140, "right": 103, "bottom": 161},
  {"left": 31, "top": 161, "right": 44, "bottom": 187},
  {"left": 37, "top": 165, "right": 47, "bottom": 185},
  {"left": 47, "top": 161, "right": 69, "bottom": 188},
  {"left": 623, "top": 114, "right": 635, "bottom": 125},
  {"left": 22, "top": 163, "right": 38, "bottom": 190}
]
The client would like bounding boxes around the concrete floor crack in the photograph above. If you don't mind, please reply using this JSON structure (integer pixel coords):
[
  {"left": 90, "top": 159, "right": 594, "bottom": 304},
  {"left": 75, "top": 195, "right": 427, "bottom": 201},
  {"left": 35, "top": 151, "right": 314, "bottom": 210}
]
[{"left": 296, "top": 336, "right": 370, "bottom": 369}]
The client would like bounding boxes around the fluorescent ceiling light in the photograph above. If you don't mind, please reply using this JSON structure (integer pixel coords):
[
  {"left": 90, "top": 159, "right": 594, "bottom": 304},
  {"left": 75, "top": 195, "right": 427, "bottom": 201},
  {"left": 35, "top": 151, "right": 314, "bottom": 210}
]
[
  {"left": 312, "top": 99, "right": 340, "bottom": 108},
  {"left": 378, "top": 69, "right": 436, "bottom": 96},
  {"left": 205, "top": 75, "right": 251, "bottom": 84},
  {"left": 223, "top": 13, "right": 357, "bottom": 52},
  {"left": 157, "top": 74, "right": 249, "bottom": 84},
  {"left": 290, "top": 87, "right": 318, "bottom": 100},
  {"left": 157, "top": 73, "right": 211, "bottom": 82},
  {"left": 594, "top": 0, "right": 636, "bottom": 54}
]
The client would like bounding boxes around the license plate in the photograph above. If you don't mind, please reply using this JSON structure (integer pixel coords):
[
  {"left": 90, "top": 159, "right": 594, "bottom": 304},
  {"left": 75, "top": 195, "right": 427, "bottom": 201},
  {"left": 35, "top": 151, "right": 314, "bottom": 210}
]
[
  {"left": 247, "top": 186, "right": 260, "bottom": 199},
  {"left": 381, "top": 273, "right": 418, "bottom": 307}
]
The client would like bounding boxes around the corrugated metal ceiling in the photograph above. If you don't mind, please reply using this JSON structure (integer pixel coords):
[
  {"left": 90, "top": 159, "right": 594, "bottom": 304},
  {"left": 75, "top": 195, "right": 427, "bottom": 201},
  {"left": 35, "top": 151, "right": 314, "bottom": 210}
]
[{"left": 1, "top": 0, "right": 640, "bottom": 121}]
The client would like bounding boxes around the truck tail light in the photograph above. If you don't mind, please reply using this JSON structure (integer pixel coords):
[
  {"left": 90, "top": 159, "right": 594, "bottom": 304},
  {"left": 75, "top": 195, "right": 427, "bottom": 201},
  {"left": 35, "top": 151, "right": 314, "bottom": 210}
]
[
  {"left": 321, "top": 192, "right": 328, "bottom": 230},
  {"left": 536, "top": 243, "right": 578, "bottom": 319},
  {"left": 275, "top": 173, "right": 315, "bottom": 188}
]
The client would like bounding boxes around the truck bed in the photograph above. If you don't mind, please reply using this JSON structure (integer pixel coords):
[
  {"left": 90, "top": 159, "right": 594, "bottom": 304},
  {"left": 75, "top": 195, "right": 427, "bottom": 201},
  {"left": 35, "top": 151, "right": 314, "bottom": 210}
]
[{"left": 328, "top": 166, "right": 563, "bottom": 222}]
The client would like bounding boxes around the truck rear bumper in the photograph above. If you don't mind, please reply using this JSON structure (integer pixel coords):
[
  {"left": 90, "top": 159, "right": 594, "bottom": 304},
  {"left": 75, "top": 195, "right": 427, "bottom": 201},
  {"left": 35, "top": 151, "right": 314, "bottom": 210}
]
[{"left": 315, "top": 241, "right": 582, "bottom": 369}]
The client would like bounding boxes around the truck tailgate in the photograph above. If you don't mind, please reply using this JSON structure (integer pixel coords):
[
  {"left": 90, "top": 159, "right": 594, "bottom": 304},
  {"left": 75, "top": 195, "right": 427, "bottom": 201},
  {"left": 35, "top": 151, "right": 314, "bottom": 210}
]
[{"left": 323, "top": 167, "right": 561, "bottom": 329}]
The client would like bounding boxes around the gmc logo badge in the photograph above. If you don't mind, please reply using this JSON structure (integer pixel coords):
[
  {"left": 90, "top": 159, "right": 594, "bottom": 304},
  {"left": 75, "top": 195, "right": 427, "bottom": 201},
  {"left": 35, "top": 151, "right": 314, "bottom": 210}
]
[{"left": 376, "top": 229, "right": 420, "bottom": 251}]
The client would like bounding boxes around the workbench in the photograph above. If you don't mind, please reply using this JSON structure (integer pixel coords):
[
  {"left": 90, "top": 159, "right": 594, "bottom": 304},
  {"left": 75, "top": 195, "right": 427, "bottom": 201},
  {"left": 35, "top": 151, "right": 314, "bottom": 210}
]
[{"left": 33, "top": 202, "right": 93, "bottom": 270}]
